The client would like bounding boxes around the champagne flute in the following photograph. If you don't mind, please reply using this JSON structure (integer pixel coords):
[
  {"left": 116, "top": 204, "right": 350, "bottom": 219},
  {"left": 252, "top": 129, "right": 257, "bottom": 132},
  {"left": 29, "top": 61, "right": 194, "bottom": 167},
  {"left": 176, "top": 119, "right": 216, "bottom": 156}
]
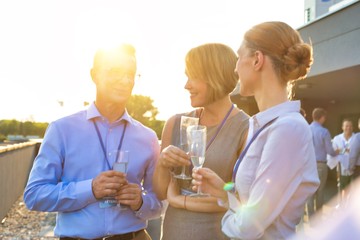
[
  {"left": 187, "top": 125, "right": 208, "bottom": 197},
  {"left": 174, "top": 116, "right": 199, "bottom": 180},
  {"left": 112, "top": 150, "right": 129, "bottom": 210},
  {"left": 99, "top": 150, "right": 129, "bottom": 209}
]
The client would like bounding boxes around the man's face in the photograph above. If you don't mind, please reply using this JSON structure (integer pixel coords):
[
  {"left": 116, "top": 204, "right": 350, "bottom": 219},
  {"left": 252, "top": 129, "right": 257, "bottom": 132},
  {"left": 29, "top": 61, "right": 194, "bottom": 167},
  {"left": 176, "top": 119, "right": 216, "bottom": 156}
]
[
  {"left": 320, "top": 115, "right": 326, "bottom": 124},
  {"left": 342, "top": 120, "right": 353, "bottom": 135},
  {"left": 92, "top": 52, "right": 136, "bottom": 104}
]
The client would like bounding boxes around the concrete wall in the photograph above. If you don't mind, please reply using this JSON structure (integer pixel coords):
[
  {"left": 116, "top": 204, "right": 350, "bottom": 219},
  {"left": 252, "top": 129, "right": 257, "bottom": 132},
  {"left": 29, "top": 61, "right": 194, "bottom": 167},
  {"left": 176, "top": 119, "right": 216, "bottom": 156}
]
[
  {"left": 299, "top": 1, "right": 360, "bottom": 76},
  {"left": 297, "top": 1, "right": 360, "bottom": 136},
  {"left": 0, "top": 142, "right": 39, "bottom": 221}
]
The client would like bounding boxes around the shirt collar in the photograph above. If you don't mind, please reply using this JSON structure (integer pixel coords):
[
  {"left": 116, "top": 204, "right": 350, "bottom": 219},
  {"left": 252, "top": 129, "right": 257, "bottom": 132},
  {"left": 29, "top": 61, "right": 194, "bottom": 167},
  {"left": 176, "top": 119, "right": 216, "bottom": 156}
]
[
  {"left": 341, "top": 133, "right": 354, "bottom": 141},
  {"left": 86, "top": 102, "right": 133, "bottom": 125},
  {"left": 251, "top": 100, "right": 301, "bottom": 130}
]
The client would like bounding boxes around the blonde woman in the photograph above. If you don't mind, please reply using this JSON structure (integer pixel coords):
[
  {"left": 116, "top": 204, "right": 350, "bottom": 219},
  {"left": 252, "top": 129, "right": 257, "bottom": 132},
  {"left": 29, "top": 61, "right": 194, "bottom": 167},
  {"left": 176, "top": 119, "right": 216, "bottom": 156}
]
[{"left": 153, "top": 43, "right": 249, "bottom": 240}]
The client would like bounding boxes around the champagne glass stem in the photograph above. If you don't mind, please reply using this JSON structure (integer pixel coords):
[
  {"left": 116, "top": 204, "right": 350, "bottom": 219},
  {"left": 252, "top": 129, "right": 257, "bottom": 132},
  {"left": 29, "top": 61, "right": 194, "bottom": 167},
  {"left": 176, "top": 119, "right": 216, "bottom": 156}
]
[
  {"left": 180, "top": 166, "right": 187, "bottom": 176},
  {"left": 197, "top": 184, "right": 202, "bottom": 195}
]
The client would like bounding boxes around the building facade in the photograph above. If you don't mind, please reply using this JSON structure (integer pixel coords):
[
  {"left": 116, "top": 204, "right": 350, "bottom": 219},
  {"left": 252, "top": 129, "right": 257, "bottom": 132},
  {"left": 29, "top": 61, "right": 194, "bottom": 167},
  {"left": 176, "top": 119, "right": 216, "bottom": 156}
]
[{"left": 231, "top": 0, "right": 360, "bottom": 137}]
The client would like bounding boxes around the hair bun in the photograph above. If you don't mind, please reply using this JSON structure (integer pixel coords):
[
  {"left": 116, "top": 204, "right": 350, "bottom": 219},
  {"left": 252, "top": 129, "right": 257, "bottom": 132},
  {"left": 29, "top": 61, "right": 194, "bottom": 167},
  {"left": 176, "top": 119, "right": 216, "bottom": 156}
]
[{"left": 283, "top": 43, "right": 313, "bottom": 81}]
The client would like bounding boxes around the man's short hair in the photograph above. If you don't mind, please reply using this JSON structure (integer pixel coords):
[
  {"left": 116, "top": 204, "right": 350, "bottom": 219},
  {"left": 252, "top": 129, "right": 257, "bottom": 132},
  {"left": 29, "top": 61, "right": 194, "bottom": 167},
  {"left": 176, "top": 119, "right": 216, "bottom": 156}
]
[
  {"left": 312, "top": 108, "right": 327, "bottom": 121},
  {"left": 93, "top": 44, "right": 136, "bottom": 70},
  {"left": 342, "top": 118, "right": 352, "bottom": 124}
]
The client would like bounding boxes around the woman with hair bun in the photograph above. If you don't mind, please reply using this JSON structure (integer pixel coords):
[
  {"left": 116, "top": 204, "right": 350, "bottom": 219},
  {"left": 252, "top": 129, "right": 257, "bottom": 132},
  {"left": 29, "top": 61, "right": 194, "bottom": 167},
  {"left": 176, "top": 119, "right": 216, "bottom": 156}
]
[{"left": 192, "top": 21, "right": 320, "bottom": 239}]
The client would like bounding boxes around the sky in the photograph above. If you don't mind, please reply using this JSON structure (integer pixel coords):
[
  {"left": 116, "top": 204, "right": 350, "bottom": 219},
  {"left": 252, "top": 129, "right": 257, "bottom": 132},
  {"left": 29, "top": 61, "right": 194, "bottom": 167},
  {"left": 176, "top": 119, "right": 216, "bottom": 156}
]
[{"left": 0, "top": 0, "right": 305, "bottom": 122}]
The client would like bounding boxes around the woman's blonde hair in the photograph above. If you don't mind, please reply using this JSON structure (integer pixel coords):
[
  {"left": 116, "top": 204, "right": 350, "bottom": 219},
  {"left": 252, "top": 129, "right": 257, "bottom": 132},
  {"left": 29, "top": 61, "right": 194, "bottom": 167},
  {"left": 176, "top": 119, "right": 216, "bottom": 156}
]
[
  {"left": 185, "top": 43, "right": 238, "bottom": 103},
  {"left": 243, "top": 21, "right": 313, "bottom": 85}
]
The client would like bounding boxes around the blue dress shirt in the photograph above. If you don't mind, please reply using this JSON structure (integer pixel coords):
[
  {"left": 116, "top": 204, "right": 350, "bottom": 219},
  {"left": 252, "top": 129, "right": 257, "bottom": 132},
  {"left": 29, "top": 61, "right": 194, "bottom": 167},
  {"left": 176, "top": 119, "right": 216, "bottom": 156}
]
[
  {"left": 310, "top": 121, "right": 337, "bottom": 161},
  {"left": 24, "top": 103, "right": 162, "bottom": 239},
  {"left": 350, "top": 133, "right": 360, "bottom": 167}
]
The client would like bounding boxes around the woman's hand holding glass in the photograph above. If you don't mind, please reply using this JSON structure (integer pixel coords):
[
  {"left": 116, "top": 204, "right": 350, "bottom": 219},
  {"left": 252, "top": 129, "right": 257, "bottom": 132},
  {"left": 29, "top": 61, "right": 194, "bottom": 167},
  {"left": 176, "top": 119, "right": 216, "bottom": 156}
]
[
  {"left": 192, "top": 167, "right": 228, "bottom": 202},
  {"left": 159, "top": 145, "right": 191, "bottom": 171}
]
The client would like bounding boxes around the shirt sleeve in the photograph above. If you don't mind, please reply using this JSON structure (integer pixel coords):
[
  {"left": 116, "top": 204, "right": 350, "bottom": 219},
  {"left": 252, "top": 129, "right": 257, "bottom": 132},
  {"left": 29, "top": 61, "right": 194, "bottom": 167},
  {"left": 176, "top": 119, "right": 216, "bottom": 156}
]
[
  {"left": 221, "top": 120, "right": 318, "bottom": 239},
  {"left": 23, "top": 122, "right": 97, "bottom": 212},
  {"left": 135, "top": 135, "right": 163, "bottom": 220},
  {"left": 350, "top": 134, "right": 360, "bottom": 169},
  {"left": 324, "top": 130, "right": 337, "bottom": 156}
]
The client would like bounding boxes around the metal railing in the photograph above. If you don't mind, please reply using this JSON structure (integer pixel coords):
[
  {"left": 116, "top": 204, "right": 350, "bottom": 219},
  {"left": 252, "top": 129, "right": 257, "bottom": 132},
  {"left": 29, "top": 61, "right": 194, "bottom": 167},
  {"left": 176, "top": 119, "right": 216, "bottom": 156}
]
[{"left": 0, "top": 141, "right": 40, "bottom": 221}]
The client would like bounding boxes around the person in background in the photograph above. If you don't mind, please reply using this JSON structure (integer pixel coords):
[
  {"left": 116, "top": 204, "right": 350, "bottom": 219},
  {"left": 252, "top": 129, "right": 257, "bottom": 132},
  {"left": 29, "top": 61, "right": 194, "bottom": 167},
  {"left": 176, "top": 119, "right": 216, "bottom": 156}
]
[
  {"left": 24, "top": 44, "right": 162, "bottom": 240},
  {"left": 293, "top": 119, "right": 360, "bottom": 240},
  {"left": 300, "top": 108, "right": 307, "bottom": 118},
  {"left": 350, "top": 118, "right": 360, "bottom": 180},
  {"left": 153, "top": 43, "right": 249, "bottom": 240},
  {"left": 331, "top": 119, "right": 354, "bottom": 204},
  {"left": 307, "top": 108, "right": 339, "bottom": 220},
  {"left": 192, "top": 21, "right": 319, "bottom": 239}
]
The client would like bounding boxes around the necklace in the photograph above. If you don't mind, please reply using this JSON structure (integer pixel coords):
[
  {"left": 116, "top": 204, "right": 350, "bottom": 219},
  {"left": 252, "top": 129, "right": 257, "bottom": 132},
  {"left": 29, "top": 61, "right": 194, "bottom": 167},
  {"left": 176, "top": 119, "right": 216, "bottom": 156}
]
[{"left": 199, "top": 104, "right": 234, "bottom": 151}]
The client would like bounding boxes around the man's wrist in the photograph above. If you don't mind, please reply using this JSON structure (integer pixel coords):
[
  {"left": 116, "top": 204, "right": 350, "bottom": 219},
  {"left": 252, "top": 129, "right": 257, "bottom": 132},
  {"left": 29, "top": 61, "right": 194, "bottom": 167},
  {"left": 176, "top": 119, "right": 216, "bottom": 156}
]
[
  {"left": 133, "top": 196, "right": 143, "bottom": 211},
  {"left": 91, "top": 179, "right": 100, "bottom": 200}
]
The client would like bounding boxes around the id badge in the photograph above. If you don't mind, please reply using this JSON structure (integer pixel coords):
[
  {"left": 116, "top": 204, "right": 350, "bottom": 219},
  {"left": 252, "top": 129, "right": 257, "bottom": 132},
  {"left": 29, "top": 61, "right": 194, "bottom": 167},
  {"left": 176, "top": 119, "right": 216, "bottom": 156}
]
[{"left": 99, "top": 197, "right": 117, "bottom": 208}]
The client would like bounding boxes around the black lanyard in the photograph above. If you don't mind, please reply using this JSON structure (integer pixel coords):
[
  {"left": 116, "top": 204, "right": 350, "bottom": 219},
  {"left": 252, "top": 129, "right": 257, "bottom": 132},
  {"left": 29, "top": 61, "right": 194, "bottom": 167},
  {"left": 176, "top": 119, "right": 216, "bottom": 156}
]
[
  {"left": 93, "top": 120, "right": 127, "bottom": 170},
  {"left": 232, "top": 117, "right": 278, "bottom": 182}
]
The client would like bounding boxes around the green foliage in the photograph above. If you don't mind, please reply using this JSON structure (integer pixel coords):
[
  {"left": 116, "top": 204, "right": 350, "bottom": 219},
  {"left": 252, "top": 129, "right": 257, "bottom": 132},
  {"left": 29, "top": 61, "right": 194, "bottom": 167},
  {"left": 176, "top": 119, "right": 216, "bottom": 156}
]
[
  {"left": 126, "top": 94, "right": 165, "bottom": 139},
  {"left": 0, "top": 94, "right": 165, "bottom": 141},
  {"left": 126, "top": 95, "right": 158, "bottom": 121},
  {"left": 147, "top": 119, "right": 165, "bottom": 140},
  {"left": 0, "top": 133, "right": 6, "bottom": 142},
  {"left": 0, "top": 119, "right": 49, "bottom": 140}
]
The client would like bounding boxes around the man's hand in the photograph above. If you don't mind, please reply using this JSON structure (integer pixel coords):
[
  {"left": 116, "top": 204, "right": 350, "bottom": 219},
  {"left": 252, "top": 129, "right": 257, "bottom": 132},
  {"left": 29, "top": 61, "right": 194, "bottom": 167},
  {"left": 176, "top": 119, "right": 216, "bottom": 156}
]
[
  {"left": 115, "top": 183, "right": 143, "bottom": 211},
  {"left": 92, "top": 171, "right": 128, "bottom": 199}
]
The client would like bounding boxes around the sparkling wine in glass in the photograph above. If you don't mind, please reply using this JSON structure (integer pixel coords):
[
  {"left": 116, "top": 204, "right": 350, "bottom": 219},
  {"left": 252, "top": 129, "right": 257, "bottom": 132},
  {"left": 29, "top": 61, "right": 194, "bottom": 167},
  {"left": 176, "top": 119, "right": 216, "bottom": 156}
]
[
  {"left": 174, "top": 116, "right": 199, "bottom": 180},
  {"left": 187, "top": 125, "right": 208, "bottom": 197},
  {"left": 113, "top": 150, "right": 129, "bottom": 173},
  {"left": 100, "top": 150, "right": 129, "bottom": 210}
]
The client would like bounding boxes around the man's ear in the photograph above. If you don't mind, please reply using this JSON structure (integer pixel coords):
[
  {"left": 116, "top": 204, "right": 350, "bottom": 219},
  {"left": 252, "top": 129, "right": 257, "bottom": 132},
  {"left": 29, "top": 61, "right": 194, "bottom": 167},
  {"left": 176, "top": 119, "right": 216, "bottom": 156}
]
[{"left": 90, "top": 68, "right": 97, "bottom": 83}]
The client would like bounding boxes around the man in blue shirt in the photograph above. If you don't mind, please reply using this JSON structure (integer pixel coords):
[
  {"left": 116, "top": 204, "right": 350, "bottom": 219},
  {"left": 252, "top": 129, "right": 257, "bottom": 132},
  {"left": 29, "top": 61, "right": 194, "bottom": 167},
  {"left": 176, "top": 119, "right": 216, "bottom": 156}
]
[
  {"left": 24, "top": 44, "right": 162, "bottom": 239},
  {"left": 307, "top": 108, "right": 339, "bottom": 221},
  {"left": 350, "top": 118, "right": 360, "bottom": 179}
]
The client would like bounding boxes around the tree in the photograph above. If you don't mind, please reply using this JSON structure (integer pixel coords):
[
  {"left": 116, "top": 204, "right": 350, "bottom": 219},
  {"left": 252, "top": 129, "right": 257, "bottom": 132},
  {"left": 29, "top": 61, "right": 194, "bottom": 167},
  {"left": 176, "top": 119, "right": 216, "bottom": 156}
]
[
  {"left": 0, "top": 94, "right": 164, "bottom": 142},
  {"left": 126, "top": 94, "right": 164, "bottom": 139},
  {"left": 126, "top": 95, "right": 158, "bottom": 122},
  {"left": 0, "top": 120, "right": 20, "bottom": 136},
  {"left": 0, "top": 119, "right": 48, "bottom": 140}
]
